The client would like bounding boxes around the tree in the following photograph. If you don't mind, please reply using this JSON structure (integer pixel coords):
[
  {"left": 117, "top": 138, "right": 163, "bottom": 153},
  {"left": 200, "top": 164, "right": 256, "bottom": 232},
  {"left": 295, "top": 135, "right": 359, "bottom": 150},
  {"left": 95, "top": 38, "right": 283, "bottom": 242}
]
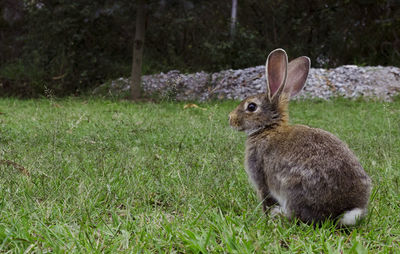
[
  {"left": 230, "top": 0, "right": 237, "bottom": 39},
  {"left": 130, "top": 0, "right": 146, "bottom": 100},
  {"left": 1, "top": 0, "right": 399, "bottom": 97}
]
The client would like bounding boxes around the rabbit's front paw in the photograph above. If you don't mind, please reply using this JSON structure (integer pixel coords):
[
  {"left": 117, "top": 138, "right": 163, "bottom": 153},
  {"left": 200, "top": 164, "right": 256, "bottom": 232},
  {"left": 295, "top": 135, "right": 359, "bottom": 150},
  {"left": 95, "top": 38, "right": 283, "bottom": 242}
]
[{"left": 271, "top": 205, "right": 285, "bottom": 217}]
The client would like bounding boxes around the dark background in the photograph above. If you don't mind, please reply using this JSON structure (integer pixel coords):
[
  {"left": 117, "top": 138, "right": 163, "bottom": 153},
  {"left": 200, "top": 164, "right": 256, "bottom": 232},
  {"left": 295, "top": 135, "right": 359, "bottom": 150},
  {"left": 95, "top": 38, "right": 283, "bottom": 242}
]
[{"left": 1, "top": 0, "right": 399, "bottom": 96}]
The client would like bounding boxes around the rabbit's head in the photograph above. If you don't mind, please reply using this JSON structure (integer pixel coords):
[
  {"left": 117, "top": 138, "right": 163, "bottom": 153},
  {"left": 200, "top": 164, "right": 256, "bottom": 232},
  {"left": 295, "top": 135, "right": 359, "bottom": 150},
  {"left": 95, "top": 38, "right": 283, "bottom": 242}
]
[{"left": 229, "top": 49, "right": 310, "bottom": 135}]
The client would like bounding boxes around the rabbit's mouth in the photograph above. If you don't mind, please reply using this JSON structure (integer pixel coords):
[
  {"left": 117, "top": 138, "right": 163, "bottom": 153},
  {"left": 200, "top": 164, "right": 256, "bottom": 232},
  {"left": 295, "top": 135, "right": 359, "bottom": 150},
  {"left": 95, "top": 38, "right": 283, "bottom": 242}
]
[
  {"left": 229, "top": 114, "right": 244, "bottom": 131},
  {"left": 230, "top": 123, "right": 263, "bottom": 135},
  {"left": 230, "top": 124, "right": 245, "bottom": 132},
  {"left": 229, "top": 119, "right": 262, "bottom": 134}
]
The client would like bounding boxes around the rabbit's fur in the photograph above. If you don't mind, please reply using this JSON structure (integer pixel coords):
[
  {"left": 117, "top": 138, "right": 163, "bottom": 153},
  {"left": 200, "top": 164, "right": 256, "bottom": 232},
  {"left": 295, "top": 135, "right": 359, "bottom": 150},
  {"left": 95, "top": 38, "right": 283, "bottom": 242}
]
[{"left": 229, "top": 49, "right": 371, "bottom": 226}]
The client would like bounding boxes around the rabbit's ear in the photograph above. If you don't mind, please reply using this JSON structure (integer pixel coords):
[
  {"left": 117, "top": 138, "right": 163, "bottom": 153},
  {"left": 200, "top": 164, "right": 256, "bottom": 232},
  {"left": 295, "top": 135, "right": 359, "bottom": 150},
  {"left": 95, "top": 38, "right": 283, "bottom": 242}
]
[
  {"left": 265, "top": 48, "right": 288, "bottom": 100},
  {"left": 284, "top": 56, "right": 310, "bottom": 97}
]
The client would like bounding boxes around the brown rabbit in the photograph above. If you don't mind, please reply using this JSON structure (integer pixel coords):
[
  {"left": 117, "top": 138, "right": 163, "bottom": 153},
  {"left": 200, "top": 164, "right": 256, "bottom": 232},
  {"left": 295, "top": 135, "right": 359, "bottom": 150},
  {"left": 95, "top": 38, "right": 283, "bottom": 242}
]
[{"left": 229, "top": 49, "right": 372, "bottom": 225}]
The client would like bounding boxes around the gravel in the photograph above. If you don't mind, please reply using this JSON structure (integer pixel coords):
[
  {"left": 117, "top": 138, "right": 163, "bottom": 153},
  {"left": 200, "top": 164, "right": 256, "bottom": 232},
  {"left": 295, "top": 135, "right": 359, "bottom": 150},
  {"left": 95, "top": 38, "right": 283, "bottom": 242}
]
[{"left": 93, "top": 65, "right": 400, "bottom": 101}]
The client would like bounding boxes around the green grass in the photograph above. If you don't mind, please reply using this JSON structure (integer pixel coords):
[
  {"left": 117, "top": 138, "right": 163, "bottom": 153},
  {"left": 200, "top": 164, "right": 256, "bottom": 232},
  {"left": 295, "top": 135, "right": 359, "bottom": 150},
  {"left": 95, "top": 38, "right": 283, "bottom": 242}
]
[{"left": 0, "top": 97, "right": 399, "bottom": 253}]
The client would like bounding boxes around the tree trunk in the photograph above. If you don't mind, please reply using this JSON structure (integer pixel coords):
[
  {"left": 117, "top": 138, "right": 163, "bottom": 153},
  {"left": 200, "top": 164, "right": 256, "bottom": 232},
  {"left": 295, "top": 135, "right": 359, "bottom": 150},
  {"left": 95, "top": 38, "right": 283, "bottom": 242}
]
[
  {"left": 230, "top": 0, "right": 238, "bottom": 39},
  {"left": 130, "top": 0, "right": 146, "bottom": 100}
]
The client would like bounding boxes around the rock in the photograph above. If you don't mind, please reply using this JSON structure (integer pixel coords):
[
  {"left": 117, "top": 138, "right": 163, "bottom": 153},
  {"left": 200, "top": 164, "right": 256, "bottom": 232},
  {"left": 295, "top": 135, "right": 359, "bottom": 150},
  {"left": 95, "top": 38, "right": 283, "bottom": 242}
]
[{"left": 93, "top": 65, "right": 400, "bottom": 101}]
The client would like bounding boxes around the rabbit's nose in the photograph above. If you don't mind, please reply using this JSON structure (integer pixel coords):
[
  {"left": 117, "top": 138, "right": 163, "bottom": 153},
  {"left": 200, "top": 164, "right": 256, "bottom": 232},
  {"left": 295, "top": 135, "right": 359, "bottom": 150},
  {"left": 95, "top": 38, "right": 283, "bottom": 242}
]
[{"left": 228, "top": 112, "right": 236, "bottom": 122}]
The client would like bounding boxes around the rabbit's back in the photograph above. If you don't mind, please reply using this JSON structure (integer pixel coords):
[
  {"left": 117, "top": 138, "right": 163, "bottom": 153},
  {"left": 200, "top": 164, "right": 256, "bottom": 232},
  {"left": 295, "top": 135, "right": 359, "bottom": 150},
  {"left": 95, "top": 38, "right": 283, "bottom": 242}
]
[{"left": 250, "top": 125, "right": 371, "bottom": 222}]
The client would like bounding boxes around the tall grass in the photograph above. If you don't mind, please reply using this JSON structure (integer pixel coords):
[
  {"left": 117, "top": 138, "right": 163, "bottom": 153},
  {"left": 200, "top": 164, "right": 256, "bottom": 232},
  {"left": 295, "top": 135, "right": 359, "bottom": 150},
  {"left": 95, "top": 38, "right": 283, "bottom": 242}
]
[{"left": 0, "top": 98, "right": 399, "bottom": 252}]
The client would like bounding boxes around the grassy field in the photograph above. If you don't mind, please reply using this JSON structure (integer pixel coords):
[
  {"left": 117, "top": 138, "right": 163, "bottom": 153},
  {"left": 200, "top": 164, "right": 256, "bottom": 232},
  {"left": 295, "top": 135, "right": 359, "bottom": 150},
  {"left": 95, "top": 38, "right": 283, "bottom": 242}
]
[{"left": 0, "top": 97, "right": 399, "bottom": 253}]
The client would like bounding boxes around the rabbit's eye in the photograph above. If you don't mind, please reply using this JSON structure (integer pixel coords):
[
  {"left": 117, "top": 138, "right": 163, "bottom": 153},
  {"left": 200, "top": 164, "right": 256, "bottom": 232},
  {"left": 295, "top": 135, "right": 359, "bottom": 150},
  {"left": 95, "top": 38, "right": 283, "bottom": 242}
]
[{"left": 247, "top": 103, "right": 257, "bottom": 112}]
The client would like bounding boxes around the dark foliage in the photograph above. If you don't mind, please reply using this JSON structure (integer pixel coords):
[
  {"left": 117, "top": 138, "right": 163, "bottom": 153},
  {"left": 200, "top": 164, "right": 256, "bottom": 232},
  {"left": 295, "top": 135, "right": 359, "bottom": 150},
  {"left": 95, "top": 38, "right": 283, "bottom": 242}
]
[{"left": 0, "top": 0, "right": 399, "bottom": 96}]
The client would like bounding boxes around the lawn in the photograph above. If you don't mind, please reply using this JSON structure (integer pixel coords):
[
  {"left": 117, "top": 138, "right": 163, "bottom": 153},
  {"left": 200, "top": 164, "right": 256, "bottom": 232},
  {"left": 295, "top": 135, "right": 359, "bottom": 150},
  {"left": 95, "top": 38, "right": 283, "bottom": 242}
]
[{"left": 0, "top": 97, "right": 399, "bottom": 253}]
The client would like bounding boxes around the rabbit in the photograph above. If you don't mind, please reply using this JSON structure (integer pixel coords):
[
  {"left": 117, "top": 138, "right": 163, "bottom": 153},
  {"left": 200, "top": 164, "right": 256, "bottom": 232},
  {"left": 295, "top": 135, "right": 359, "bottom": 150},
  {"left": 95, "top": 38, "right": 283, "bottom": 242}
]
[{"left": 229, "top": 48, "right": 372, "bottom": 226}]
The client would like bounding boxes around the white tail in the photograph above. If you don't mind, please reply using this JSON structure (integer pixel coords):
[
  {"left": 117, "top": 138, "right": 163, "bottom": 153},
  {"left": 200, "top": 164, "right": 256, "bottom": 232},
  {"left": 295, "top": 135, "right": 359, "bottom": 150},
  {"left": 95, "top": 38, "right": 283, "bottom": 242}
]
[{"left": 339, "top": 208, "right": 366, "bottom": 226}]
